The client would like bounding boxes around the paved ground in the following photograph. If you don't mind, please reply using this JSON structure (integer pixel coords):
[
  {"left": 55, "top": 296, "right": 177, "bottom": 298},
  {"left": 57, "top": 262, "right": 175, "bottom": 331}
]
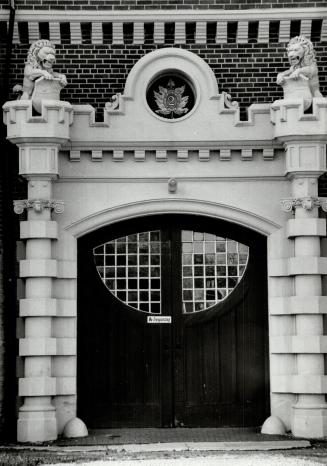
[
  {"left": 2, "top": 428, "right": 327, "bottom": 465},
  {"left": 50, "top": 456, "right": 326, "bottom": 466},
  {"left": 1, "top": 447, "right": 327, "bottom": 466},
  {"left": 55, "top": 428, "right": 302, "bottom": 446}
]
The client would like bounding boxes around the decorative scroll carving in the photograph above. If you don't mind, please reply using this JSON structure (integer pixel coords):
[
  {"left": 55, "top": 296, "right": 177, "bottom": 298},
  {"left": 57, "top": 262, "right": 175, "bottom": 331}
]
[
  {"left": 14, "top": 199, "right": 65, "bottom": 214},
  {"left": 276, "top": 35, "right": 322, "bottom": 110},
  {"left": 106, "top": 93, "right": 121, "bottom": 111},
  {"left": 281, "top": 197, "right": 327, "bottom": 212},
  {"left": 222, "top": 91, "right": 239, "bottom": 109}
]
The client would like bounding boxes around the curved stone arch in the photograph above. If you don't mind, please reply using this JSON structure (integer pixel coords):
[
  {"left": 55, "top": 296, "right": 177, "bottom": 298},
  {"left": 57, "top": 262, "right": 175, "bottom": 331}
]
[
  {"left": 65, "top": 198, "right": 280, "bottom": 238},
  {"left": 123, "top": 48, "right": 220, "bottom": 112}
]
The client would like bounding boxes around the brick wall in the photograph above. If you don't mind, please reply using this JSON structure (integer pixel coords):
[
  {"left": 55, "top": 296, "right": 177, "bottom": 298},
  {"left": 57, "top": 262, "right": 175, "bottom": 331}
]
[
  {"left": 8, "top": 41, "right": 327, "bottom": 119},
  {"left": 0, "top": 0, "right": 324, "bottom": 10}
]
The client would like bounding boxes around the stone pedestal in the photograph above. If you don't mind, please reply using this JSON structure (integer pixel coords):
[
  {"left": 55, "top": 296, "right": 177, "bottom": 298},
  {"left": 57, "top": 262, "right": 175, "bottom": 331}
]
[
  {"left": 3, "top": 100, "right": 72, "bottom": 442},
  {"left": 270, "top": 98, "right": 327, "bottom": 438}
]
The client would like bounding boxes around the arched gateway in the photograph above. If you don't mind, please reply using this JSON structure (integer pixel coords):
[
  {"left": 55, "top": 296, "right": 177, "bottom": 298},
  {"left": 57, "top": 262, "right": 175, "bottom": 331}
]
[
  {"left": 3, "top": 45, "right": 327, "bottom": 441},
  {"left": 77, "top": 213, "right": 269, "bottom": 428}
]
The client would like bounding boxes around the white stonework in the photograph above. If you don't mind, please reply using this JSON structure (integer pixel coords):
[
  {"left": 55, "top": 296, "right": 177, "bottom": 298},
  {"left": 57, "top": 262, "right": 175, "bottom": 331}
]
[{"left": 3, "top": 47, "right": 327, "bottom": 441}]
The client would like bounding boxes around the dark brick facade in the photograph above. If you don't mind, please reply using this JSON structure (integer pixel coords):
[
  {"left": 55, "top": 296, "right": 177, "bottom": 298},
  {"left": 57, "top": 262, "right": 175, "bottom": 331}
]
[
  {"left": 7, "top": 42, "right": 327, "bottom": 120},
  {"left": 0, "top": 0, "right": 324, "bottom": 10}
]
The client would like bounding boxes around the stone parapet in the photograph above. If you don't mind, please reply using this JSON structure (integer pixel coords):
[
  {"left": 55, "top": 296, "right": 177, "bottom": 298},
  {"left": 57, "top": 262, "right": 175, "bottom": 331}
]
[
  {"left": 2, "top": 100, "right": 72, "bottom": 146},
  {"left": 271, "top": 98, "right": 327, "bottom": 142}
]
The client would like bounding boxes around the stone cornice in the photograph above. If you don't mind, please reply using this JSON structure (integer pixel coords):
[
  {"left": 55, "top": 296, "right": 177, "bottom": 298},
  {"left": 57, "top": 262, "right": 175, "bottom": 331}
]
[
  {"left": 4, "top": 8, "right": 326, "bottom": 45},
  {"left": 3, "top": 7, "right": 327, "bottom": 22}
]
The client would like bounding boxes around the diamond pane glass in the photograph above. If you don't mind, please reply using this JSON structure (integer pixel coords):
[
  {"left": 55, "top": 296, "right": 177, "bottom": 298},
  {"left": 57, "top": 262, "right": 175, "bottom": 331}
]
[
  {"left": 182, "top": 231, "right": 249, "bottom": 314},
  {"left": 93, "top": 231, "right": 161, "bottom": 314}
]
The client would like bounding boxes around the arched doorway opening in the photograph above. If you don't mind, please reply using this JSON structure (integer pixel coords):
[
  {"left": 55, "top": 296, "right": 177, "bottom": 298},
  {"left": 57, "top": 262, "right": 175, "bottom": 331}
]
[{"left": 77, "top": 214, "right": 269, "bottom": 428}]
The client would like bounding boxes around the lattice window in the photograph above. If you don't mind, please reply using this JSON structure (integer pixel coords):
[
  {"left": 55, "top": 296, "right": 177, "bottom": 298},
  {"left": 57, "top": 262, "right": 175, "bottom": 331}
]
[
  {"left": 94, "top": 231, "right": 161, "bottom": 314},
  {"left": 182, "top": 231, "right": 249, "bottom": 313}
]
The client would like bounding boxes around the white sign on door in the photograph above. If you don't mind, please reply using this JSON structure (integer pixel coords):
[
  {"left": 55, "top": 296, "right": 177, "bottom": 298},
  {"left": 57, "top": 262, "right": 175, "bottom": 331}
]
[{"left": 147, "top": 316, "right": 172, "bottom": 324}]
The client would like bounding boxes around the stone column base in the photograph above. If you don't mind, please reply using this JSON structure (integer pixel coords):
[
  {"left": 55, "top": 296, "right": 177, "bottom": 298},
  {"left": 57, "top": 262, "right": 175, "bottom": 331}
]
[
  {"left": 17, "top": 408, "right": 57, "bottom": 442},
  {"left": 292, "top": 404, "right": 327, "bottom": 438}
]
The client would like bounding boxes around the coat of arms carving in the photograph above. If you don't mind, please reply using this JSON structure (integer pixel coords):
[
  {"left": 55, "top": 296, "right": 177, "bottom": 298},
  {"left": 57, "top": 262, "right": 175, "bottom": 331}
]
[{"left": 154, "top": 79, "right": 189, "bottom": 118}]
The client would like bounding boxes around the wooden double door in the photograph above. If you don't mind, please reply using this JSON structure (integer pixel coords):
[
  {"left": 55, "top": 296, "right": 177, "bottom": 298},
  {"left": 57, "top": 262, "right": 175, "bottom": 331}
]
[{"left": 77, "top": 214, "right": 269, "bottom": 428}]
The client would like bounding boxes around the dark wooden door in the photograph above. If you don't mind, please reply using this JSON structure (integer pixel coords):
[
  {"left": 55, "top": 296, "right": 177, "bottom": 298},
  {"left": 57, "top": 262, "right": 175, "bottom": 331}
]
[{"left": 77, "top": 215, "right": 269, "bottom": 428}]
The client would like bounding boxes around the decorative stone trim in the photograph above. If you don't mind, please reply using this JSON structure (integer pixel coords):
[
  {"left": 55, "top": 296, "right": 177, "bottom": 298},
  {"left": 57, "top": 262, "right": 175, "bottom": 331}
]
[
  {"left": 271, "top": 375, "right": 327, "bottom": 394},
  {"left": 20, "top": 220, "right": 58, "bottom": 239},
  {"left": 65, "top": 147, "right": 278, "bottom": 163},
  {"left": 20, "top": 298, "right": 57, "bottom": 317},
  {"left": 286, "top": 218, "right": 326, "bottom": 238},
  {"left": 281, "top": 197, "right": 327, "bottom": 212},
  {"left": 2, "top": 8, "right": 327, "bottom": 45},
  {"left": 56, "top": 377, "right": 76, "bottom": 395},
  {"left": 20, "top": 298, "right": 76, "bottom": 317},
  {"left": 269, "top": 257, "right": 327, "bottom": 277},
  {"left": 57, "top": 261, "right": 77, "bottom": 279},
  {"left": 269, "top": 296, "right": 327, "bottom": 315},
  {"left": 270, "top": 335, "right": 327, "bottom": 353},
  {"left": 19, "top": 337, "right": 76, "bottom": 356},
  {"left": 14, "top": 199, "right": 65, "bottom": 215},
  {"left": 19, "top": 337, "right": 57, "bottom": 356},
  {"left": 19, "top": 377, "right": 56, "bottom": 397},
  {"left": 20, "top": 259, "right": 57, "bottom": 278}
]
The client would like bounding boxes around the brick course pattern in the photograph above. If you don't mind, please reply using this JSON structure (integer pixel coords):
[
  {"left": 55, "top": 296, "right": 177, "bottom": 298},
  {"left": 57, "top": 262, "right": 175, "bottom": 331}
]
[{"left": 0, "top": 0, "right": 324, "bottom": 10}]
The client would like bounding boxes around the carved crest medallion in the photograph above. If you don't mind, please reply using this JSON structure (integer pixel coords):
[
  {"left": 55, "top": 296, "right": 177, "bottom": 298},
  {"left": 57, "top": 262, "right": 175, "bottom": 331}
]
[
  {"left": 147, "top": 74, "right": 195, "bottom": 120},
  {"left": 154, "top": 79, "right": 189, "bottom": 118}
]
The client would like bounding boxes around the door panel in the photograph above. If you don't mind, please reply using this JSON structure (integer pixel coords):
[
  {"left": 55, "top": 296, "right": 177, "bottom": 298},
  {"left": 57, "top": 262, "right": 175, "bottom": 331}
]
[{"left": 77, "top": 214, "right": 269, "bottom": 428}]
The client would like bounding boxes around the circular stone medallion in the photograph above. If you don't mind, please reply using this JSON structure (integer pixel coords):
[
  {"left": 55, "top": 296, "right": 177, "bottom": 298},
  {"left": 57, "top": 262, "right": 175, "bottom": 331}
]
[{"left": 146, "top": 74, "right": 196, "bottom": 120}]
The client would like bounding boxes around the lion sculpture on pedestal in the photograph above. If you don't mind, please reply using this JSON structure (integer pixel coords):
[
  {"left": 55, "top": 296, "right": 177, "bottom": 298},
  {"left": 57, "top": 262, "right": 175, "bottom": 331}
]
[
  {"left": 277, "top": 35, "right": 322, "bottom": 102},
  {"left": 14, "top": 39, "right": 67, "bottom": 100}
]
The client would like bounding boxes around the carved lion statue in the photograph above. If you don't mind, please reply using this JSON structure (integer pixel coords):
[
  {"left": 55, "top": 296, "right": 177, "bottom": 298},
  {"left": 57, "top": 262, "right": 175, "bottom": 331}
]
[
  {"left": 276, "top": 35, "right": 322, "bottom": 99},
  {"left": 14, "top": 39, "right": 67, "bottom": 100}
]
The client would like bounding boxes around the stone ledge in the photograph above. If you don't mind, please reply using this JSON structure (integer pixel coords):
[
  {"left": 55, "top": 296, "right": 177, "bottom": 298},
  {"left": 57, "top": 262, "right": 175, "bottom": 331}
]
[
  {"left": 269, "top": 257, "right": 327, "bottom": 276},
  {"left": 270, "top": 335, "right": 327, "bottom": 353},
  {"left": 20, "top": 337, "right": 57, "bottom": 356},
  {"left": 19, "top": 337, "right": 76, "bottom": 356},
  {"left": 19, "top": 376, "right": 56, "bottom": 396},
  {"left": 271, "top": 374, "right": 327, "bottom": 394},
  {"left": 289, "top": 257, "right": 327, "bottom": 275},
  {"left": 19, "top": 260, "right": 77, "bottom": 279},
  {"left": 20, "top": 298, "right": 76, "bottom": 317},
  {"left": 57, "top": 261, "right": 77, "bottom": 279},
  {"left": 56, "top": 376, "right": 76, "bottom": 395},
  {"left": 269, "top": 296, "right": 327, "bottom": 315},
  {"left": 286, "top": 218, "right": 326, "bottom": 238},
  {"left": 20, "top": 259, "right": 57, "bottom": 278},
  {"left": 20, "top": 220, "right": 58, "bottom": 239},
  {"left": 56, "top": 338, "right": 76, "bottom": 356}
]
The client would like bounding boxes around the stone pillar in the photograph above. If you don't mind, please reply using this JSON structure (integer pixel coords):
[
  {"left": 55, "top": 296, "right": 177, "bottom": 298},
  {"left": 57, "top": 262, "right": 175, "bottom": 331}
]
[
  {"left": 281, "top": 144, "right": 327, "bottom": 437},
  {"left": 270, "top": 98, "right": 327, "bottom": 438},
  {"left": 3, "top": 101, "right": 72, "bottom": 442}
]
